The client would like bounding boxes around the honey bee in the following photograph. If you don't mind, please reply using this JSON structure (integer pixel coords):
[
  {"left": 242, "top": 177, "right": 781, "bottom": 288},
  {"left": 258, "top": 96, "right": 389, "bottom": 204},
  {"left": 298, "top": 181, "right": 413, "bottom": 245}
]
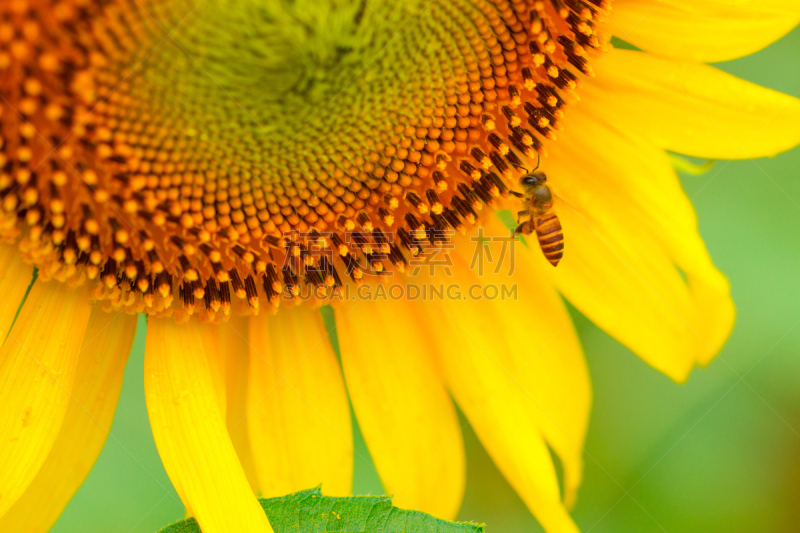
[{"left": 511, "top": 170, "right": 564, "bottom": 267}]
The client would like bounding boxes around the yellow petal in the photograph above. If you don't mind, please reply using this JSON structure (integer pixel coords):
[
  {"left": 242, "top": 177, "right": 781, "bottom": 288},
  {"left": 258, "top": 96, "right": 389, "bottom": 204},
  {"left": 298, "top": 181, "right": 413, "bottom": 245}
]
[
  {"left": 0, "top": 281, "right": 92, "bottom": 517},
  {"left": 585, "top": 48, "right": 800, "bottom": 159},
  {"left": 144, "top": 318, "right": 272, "bottom": 533},
  {"left": 412, "top": 232, "right": 589, "bottom": 519},
  {"left": 247, "top": 306, "right": 352, "bottom": 498},
  {"left": 219, "top": 316, "right": 260, "bottom": 494},
  {"left": 474, "top": 216, "right": 592, "bottom": 508},
  {"left": 415, "top": 268, "right": 581, "bottom": 533},
  {"left": 335, "top": 298, "right": 466, "bottom": 519},
  {"left": 205, "top": 325, "right": 227, "bottom": 419},
  {"left": 440, "top": 358, "right": 576, "bottom": 533},
  {"left": 613, "top": 0, "right": 800, "bottom": 62},
  {"left": 0, "top": 307, "right": 137, "bottom": 532},
  {"left": 544, "top": 104, "right": 735, "bottom": 381},
  {"left": 0, "top": 244, "right": 33, "bottom": 339}
]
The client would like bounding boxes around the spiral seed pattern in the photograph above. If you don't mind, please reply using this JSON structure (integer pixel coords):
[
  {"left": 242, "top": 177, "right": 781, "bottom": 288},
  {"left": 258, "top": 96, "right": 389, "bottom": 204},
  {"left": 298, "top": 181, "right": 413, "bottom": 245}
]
[{"left": 0, "top": 0, "right": 610, "bottom": 321}]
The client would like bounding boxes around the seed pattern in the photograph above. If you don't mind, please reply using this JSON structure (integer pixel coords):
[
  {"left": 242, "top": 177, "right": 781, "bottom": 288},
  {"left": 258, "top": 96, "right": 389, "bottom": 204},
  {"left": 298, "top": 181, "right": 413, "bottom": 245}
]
[{"left": 0, "top": 0, "right": 610, "bottom": 321}]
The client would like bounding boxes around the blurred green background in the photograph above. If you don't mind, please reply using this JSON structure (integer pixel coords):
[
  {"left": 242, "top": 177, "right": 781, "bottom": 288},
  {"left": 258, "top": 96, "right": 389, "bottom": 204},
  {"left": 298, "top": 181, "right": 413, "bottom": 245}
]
[{"left": 51, "top": 27, "right": 800, "bottom": 533}]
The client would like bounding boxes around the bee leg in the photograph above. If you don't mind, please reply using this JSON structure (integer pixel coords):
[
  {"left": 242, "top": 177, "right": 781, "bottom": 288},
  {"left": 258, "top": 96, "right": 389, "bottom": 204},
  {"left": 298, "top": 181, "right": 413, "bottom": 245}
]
[
  {"left": 516, "top": 209, "right": 529, "bottom": 224},
  {"left": 515, "top": 221, "right": 530, "bottom": 235},
  {"left": 509, "top": 190, "right": 524, "bottom": 198}
]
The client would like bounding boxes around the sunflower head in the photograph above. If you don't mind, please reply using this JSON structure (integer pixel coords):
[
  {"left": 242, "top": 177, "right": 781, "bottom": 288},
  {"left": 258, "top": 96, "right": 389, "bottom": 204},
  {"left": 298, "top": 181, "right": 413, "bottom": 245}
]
[
  {"left": 4, "top": 2, "right": 800, "bottom": 533},
  {"left": 0, "top": 0, "right": 610, "bottom": 321}
]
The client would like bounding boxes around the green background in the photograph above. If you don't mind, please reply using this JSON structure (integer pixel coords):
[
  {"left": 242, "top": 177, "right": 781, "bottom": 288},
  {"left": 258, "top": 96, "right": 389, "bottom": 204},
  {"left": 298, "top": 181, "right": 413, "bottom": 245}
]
[{"left": 51, "top": 28, "right": 800, "bottom": 533}]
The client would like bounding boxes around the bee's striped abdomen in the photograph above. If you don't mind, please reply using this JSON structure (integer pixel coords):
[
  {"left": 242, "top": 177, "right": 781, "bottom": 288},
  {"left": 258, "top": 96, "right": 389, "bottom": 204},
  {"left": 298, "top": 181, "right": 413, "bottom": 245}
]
[{"left": 535, "top": 213, "right": 564, "bottom": 266}]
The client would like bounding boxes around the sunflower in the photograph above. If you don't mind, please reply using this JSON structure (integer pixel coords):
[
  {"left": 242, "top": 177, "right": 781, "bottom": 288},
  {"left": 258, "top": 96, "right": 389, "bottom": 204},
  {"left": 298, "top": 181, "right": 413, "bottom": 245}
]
[{"left": 1, "top": 0, "right": 799, "bottom": 532}]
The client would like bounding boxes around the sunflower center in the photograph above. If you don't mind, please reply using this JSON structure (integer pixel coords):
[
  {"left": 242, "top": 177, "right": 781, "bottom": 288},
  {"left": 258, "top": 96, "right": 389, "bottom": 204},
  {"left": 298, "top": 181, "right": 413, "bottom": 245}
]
[{"left": 0, "top": 0, "right": 610, "bottom": 321}]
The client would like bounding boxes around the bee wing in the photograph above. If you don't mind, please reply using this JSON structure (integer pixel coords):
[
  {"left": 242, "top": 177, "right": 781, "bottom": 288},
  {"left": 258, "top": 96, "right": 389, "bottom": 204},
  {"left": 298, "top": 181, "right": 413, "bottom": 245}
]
[{"left": 549, "top": 190, "right": 591, "bottom": 227}]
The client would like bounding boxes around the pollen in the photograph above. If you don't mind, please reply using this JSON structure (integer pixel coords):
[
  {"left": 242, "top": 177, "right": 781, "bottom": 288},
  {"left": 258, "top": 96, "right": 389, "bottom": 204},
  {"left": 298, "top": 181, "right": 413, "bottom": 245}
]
[{"left": 0, "top": 0, "right": 610, "bottom": 322}]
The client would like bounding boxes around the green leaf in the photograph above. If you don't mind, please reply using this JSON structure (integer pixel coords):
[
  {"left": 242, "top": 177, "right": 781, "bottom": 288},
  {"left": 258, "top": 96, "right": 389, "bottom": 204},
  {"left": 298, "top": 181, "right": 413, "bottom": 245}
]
[
  {"left": 609, "top": 36, "right": 642, "bottom": 52},
  {"left": 157, "top": 488, "right": 485, "bottom": 533},
  {"left": 668, "top": 154, "right": 715, "bottom": 176}
]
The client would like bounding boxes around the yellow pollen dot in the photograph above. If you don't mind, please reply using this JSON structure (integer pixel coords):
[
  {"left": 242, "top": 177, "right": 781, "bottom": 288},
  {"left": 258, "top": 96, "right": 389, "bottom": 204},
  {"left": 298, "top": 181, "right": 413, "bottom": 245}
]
[
  {"left": 52, "top": 171, "right": 68, "bottom": 186},
  {"left": 138, "top": 278, "right": 150, "bottom": 293},
  {"left": 158, "top": 282, "right": 171, "bottom": 298},
  {"left": 23, "top": 78, "right": 42, "bottom": 95},
  {"left": 17, "top": 147, "right": 32, "bottom": 163},
  {"left": 22, "top": 187, "right": 38, "bottom": 206},
  {"left": 84, "top": 220, "right": 100, "bottom": 235},
  {"left": 93, "top": 189, "right": 110, "bottom": 203},
  {"left": 82, "top": 170, "right": 98, "bottom": 186},
  {"left": 25, "top": 209, "right": 40, "bottom": 225},
  {"left": 19, "top": 123, "right": 35, "bottom": 139},
  {"left": 50, "top": 198, "right": 65, "bottom": 213}
]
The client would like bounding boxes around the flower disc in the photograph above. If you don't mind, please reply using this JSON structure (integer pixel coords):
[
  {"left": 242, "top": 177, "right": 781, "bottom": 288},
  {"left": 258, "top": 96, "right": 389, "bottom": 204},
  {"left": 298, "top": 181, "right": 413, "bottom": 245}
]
[{"left": 0, "top": 0, "right": 610, "bottom": 320}]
